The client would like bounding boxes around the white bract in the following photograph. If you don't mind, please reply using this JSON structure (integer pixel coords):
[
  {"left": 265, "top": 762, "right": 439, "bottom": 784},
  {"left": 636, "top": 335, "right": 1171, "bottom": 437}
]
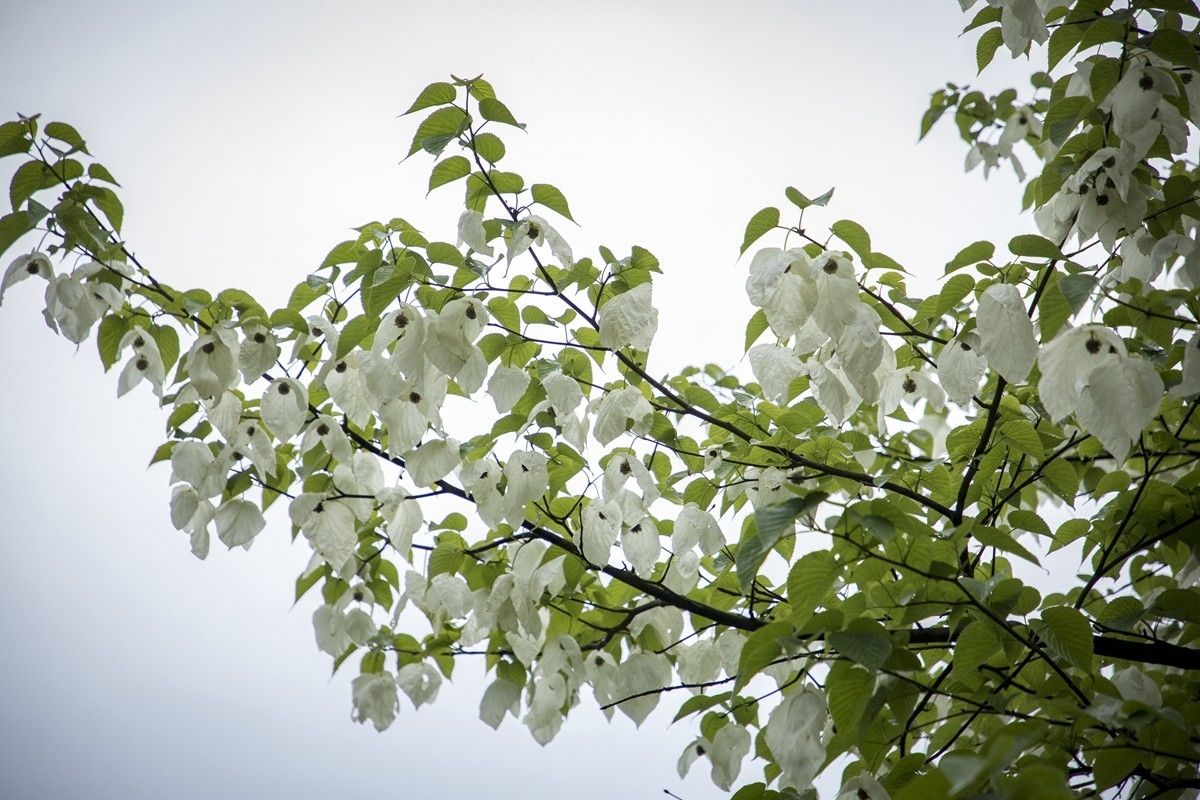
[{"left": 598, "top": 282, "right": 658, "bottom": 350}]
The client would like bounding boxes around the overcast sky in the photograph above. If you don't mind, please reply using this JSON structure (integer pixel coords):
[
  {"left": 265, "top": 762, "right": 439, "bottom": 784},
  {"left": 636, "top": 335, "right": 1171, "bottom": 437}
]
[{"left": 0, "top": 3, "right": 1035, "bottom": 798}]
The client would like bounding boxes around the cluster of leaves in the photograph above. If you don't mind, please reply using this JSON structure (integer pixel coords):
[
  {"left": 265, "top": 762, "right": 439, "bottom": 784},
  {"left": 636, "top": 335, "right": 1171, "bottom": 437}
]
[{"left": 4, "top": 1, "right": 1200, "bottom": 797}]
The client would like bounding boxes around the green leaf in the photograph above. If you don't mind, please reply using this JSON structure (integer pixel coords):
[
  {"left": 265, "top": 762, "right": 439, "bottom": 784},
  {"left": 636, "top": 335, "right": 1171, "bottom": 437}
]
[
  {"left": 335, "top": 314, "right": 377, "bottom": 359},
  {"left": 407, "top": 107, "right": 470, "bottom": 157},
  {"left": 976, "top": 27, "right": 1004, "bottom": 72},
  {"left": 999, "top": 418, "right": 1044, "bottom": 458},
  {"left": 946, "top": 240, "right": 994, "bottom": 273},
  {"left": 478, "top": 97, "right": 524, "bottom": 129},
  {"left": 1093, "top": 748, "right": 1142, "bottom": 791},
  {"left": 786, "top": 550, "right": 836, "bottom": 625},
  {"left": 294, "top": 565, "right": 327, "bottom": 603},
  {"left": 1058, "top": 274, "right": 1096, "bottom": 313},
  {"left": 150, "top": 324, "right": 180, "bottom": 372},
  {"left": 88, "top": 163, "right": 119, "bottom": 185},
  {"left": 734, "top": 620, "right": 791, "bottom": 692},
  {"left": 936, "top": 273, "right": 975, "bottom": 316},
  {"left": 672, "top": 692, "right": 730, "bottom": 723},
  {"left": 953, "top": 620, "right": 1002, "bottom": 679},
  {"left": 1034, "top": 606, "right": 1094, "bottom": 670},
  {"left": 826, "top": 661, "right": 874, "bottom": 739},
  {"left": 92, "top": 186, "right": 124, "bottom": 233},
  {"left": 487, "top": 296, "right": 520, "bottom": 331},
  {"left": 473, "top": 132, "right": 505, "bottom": 164},
  {"left": 1043, "top": 96, "right": 1093, "bottom": 146},
  {"left": 1008, "top": 234, "right": 1062, "bottom": 260},
  {"left": 740, "top": 207, "right": 779, "bottom": 254},
  {"left": 828, "top": 618, "right": 893, "bottom": 670},
  {"left": 531, "top": 183, "right": 574, "bottom": 222},
  {"left": 738, "top": 493, "right": 826, "bottom": 593},
  {"left": 830, "top": 219, "right": 871, "bottom": 258},
  {"left": 9, "top": 160, "right": 45, "bottom": 211},
  {"left": 96, "top": 314, "right": 130, "bottom": 371},
  {"left": 428, "top": 155, "right": 471, "bottom": 193},
  {"left": 1150, "top": 28, "right": 1200, "bottom": 68},
  {"left": 0, "top": 210, "right": 32, "bottom": 260},
  {"left": 44, "top": 121, "right": 87, "bottom": 152},
  {"left": 785, "top": 186, "right": 833, "bottom": 209},
  {"left": 402, "top": 81, "right": 457, "bottom": 115},
  {"left": 744, "top": 309, "right": 768, "bottom": 352}
]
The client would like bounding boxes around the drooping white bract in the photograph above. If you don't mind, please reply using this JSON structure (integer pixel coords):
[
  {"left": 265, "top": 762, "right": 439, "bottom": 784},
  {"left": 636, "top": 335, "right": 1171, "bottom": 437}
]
[
  {"left": 425, "top": 297, "right": 488, "bottom": 392},
  {"left": 765, "top": 687, "right": 829, "bottom": 790},
  {"left": 0, "top": 252, "right": 53, "bottom": 305},
  {"left": 503, "top": 449, "right": 549, "bottom": 527},
  {"left": 460, "top": 459, "right": 505, "bottom": 529},
  {"left": 592, "top": 386, "right": 653, "bottom": 445},
  {"left": 185, "top": 328, "right": 241, "bottom": 400},
  {"left": 333, "top": 450, "right": 385, "bottom": 521},
  {"left": 214, "top": 498, "right": 266, "bottom": 550},
  {"left": 599, "top": 283, "right": 658, "bottom": 351},
  {"left": 675, "top": 638, "right": 722, "bottom": 686},
  {"left": 1037, "top": 325, "right": 1127, "bottom": 422},
  {"left": 1038, "top": 325, "right": 1163, "bottom": 462},
  {"left": 487, "top": 365, "right": 530, "bottom": 413},
  {"left": 396, "top": 662, "right": 442, "bottom": 709},
  {"left": 261, "top": 377, "right": 308, "bottom": 440},
  {"left": 116, "top": 328, "right": 166, "bottom": 397},
  {"left": 299, "top": 497, "right": 358, "bottom": 571},
  {"left": 749, "top": 343, "right": 803, "bottom": 403},
  {"left": 169, "top": 484, "right": 213, "bottom": 559},
  {"left": 506, "top": 214, "right": 573, "bottom": 268},
  {"left": 478, "top": 677, "right": 522, "bottom": 730},
  {"left": 699, "top": 724, "right": 752, "bottom": 791},
  {"left": 1103, "top": 58, "right": 1185, "bottom": 160},
  {"left": 578, "top": 498, "right": 621, "bottom": 565},
  {"left": 613, "top": 652, "right": 671, "bottom": 727},
  {"left": 836, "top": 774, "right": 891, "bottom": 800},
  {"left": 958, "top": 0, "right": 1053, "bottom": 56},
  {"left": 997, "top": 104, "right": 1041, "bottom": 158},
  {"left": 406, "top": 438, "right": 461, "bottom": 487},
  {"left": 602, "top": 452, "right": 660, "bottom": 507},
  {"left": 374, "top": 305, "right": 428, "bottom": 379},
  {"left": 836, "top": 304, "right": 888, "bottom": 405},
  {"left": 456, "top": 209, "right": 494, "bottom": 257},
  {"left": 747, "top": 466, "right": 789, "bottom": 509},
  {"left": 1117, "top": 229, "right": 1194, "bottom": 284},
  {"left": 878, "top": 368, "right": 946, "bottom": 431},
  {"left": 673, "top": 503, "right": 725, "bottom": 557},
  {"left": 237, "top": 324, "right": 280, "bottom": 382},
  {"left": 621, "top": 518, "right": 660, "bottom": 575},
  {"left": 228, "top": 418, "right": 277, "bottom": 482},
  {"left": 378, "top": 486, "right": 423, "bottom": 555},
  {"left": 745, "top": 247, "right": 814, "bottom": 340},
  {"left": 809, "top": 251, "right": 860, "bottom": 340},
  {"left": 1075, "top": 353, "right": 1164, "bottom": 463},
  {"left": 938, "top": 333, "right": 987, "bottom": 406},
  {"left": 976, "top": 283, "right": 1037, "bottom": 384},
  {"left": 351, "top": 671, "right": 399, "bottom": 732},
  {"left": 1171, "top": 332, "right": 1200, "bottom": 399},
  {"left": 802, "top": 359, "right": 857, "bottom": 425},
  {"left": 170, "top": 440, "right": 225, "bottom": 499},
  {"left": 42, "top": 261, "right": 125, "bottom": 344},
  {"left": 300, "top": 415, "right": 353, "bottom": 463}
]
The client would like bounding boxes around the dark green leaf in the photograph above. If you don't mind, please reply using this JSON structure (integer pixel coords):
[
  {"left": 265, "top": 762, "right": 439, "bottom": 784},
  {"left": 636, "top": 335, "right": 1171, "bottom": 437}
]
[
  {"left": 830, "top": 219, "right": 871, "bottom": 258},
  {"left": 531, "top": 183, "right": 574, "bottom": 221},
  {"left": 402, "top": 81, "right": 457, "bottom": 115},
  {"left": 976, "top": 27, "right": 1005, "bottom": 72},
  {"left": 740, "top": 207, "right": 779, "bottom": 254},
  {"left": 478, "top": 97, "right": 524, "bottom": 129},
  {"left": 428, "top": 155, "right": 471, "bottom": 193}
]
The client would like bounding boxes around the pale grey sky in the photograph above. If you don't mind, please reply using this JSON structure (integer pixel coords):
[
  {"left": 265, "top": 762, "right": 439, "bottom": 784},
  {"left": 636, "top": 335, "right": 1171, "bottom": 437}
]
[{"left": 0, "top": 2, "right": 1034, "bottom": 798}]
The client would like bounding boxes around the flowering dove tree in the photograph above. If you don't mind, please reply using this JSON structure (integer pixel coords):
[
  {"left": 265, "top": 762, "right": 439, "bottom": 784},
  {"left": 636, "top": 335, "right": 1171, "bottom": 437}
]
[{"left": 3, "top": 0, "right": 1200, "bottom": 797}]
